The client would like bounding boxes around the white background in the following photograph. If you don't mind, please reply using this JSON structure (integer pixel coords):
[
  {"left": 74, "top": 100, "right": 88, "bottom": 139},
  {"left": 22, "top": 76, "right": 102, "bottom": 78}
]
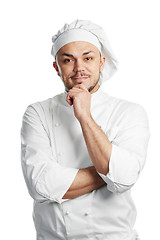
[{"left": 0, "top": 0, "right": 159, "bottom": 239}]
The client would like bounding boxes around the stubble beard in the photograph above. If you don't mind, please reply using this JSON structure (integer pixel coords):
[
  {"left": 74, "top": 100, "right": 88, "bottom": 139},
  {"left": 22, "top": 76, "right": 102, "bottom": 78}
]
[
  {"left": 87, "top": 78, "right": 99, "bottom": 92},
  {"left": 63, "top": 73, "right": 100, "bottom": 93}
]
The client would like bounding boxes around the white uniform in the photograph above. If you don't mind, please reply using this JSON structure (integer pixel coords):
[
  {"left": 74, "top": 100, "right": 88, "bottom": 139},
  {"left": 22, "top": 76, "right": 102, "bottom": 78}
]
[{"left": 21, "top": 87, "right": 150, "bottom": 240}]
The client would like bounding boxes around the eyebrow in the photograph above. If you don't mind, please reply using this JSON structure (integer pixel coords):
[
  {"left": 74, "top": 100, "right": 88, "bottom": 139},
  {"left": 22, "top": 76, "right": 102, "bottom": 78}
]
[{"left": 61, "top": 50, "right": 95, "bottom": 58}]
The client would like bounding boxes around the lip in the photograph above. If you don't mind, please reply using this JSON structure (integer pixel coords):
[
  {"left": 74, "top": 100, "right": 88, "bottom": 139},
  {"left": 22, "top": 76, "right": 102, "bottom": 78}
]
[{"left": 72, "top": 76, "right": 89, "bottom": 82}]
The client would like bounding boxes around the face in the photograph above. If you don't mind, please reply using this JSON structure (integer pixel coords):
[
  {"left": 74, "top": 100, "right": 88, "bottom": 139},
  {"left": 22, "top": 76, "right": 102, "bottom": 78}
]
[{"left": 53, "top": 41, "right": 105, "bottom": 93}]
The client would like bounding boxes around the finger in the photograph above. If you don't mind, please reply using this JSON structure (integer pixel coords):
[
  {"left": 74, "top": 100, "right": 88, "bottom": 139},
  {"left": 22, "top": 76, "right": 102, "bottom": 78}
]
[
  {"left": 66, "top": 89, "right": 81, "bottom": 105},
  {"left": 69, "top": 88, "right": 83, "bottom": 93},
  {"left": 66, "top": 93, "right": 73, "bottom": 106},
  {"left": 73, "top": 84, "right": 88, "bottom": 91},
  {"left": 66, "top": 85, "right": 88, "bottom": 105}
]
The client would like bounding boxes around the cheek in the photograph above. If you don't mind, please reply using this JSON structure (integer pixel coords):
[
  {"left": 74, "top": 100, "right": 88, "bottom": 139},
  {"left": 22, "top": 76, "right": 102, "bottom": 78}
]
[
  {"left": 60, "top": 65, "right": 73, "bottom": 77},
  {"left": 88, "top": 61, "right": 100, "bottom": 74}
]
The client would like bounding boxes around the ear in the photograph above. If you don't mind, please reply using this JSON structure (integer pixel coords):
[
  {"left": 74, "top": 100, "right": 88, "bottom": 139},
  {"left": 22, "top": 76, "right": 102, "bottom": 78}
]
[
  {"left": 100, "top": 56, "right": 106, "bottom": 72},
  {"left": 53, "top": 62, "right": 60, "bottom": 76}
]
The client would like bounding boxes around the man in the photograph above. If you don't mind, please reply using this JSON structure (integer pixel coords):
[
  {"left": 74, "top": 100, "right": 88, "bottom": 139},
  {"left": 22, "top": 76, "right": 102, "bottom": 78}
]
[{"left": 21, "top": 20, "right": 150, "bottom": 240}]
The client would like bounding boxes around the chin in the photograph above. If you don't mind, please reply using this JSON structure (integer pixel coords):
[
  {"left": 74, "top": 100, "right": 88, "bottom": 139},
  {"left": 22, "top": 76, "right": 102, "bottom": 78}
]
[{"left": 88, "top": 82, "right": 99, "bottom": 93}]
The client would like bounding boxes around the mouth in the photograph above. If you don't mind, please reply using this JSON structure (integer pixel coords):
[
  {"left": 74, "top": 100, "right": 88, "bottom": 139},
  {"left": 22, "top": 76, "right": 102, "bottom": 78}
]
[{"left": 71, "top": 76, "right": 89, "bottom": 82}]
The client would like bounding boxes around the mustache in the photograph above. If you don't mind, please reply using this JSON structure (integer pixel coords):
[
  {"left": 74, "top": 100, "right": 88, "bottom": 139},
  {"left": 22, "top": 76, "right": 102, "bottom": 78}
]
[{"left": 70, "top": 73, "right": 90, "bottom": 78}]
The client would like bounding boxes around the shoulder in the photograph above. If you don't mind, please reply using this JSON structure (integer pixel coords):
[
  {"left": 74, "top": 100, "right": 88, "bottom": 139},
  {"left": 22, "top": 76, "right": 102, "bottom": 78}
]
[
  {"left": 101, "top": 90, "right": 149, "bottom": 125},
  {"left": 24, "top": 93, "right": 63, "bottom": 114},
  {"left": 22, "top": 93, "right": 65, "bottom": 124}
]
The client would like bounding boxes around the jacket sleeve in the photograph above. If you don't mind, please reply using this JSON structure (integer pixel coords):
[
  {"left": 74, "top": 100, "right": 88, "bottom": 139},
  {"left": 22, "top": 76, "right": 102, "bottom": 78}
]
[
  {"left": 21, "top": 104, "right": 79, "bottom": 203},
  {"left": 97, "top": 104, "right": 150, "bottom": 193}
]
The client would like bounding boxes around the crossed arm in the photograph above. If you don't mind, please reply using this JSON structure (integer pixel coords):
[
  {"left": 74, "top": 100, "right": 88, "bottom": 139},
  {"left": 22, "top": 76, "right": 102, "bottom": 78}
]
[
  {"left": 21, "top": 86, "right": 150, "bottom": 202},
  {"left": 21, "top": 96, "right": 111, "bottom": 203},
  {"left": 62, "top": 166, "right": 106, "bottom": 199},
  {"left": 63, "top": 115, "right": 112, "bottom": 199}
]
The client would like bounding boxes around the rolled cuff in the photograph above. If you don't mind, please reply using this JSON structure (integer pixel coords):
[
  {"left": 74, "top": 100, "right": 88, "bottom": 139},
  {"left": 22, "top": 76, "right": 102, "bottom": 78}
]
[
  {"left": 97, "top": 171, "right": 117, "bottom": 192},
  {"left": 97, "top": 144, "right": 143, "bottom": 193},
  {"left": 36, "top": 162, "right": 79, "bottom": 203}
]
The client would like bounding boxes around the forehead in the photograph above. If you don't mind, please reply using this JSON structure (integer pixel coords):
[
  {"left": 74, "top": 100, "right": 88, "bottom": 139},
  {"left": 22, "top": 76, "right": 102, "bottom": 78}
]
[{"left": 57, "top": 41, "right": 100, "bottom": 57}]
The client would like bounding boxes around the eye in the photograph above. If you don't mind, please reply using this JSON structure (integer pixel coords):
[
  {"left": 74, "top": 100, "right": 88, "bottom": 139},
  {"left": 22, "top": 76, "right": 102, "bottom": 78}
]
[
  {"left": 64, "top": 59, "right": 72, "bottom": 63},
  {"left": 85, "top": 57, "right": 92, "bottom": 61}
]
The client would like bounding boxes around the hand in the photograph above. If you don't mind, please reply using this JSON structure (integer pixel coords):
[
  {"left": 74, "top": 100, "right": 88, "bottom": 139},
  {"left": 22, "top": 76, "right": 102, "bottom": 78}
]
[{"left": 66, "top": 84, "right": 92, "bottom": 122}]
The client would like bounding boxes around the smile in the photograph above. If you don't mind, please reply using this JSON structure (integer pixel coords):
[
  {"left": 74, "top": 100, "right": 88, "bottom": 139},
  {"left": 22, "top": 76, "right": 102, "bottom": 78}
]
[{"left": 72, "top": 76, "right": 89, "bottom": 82}]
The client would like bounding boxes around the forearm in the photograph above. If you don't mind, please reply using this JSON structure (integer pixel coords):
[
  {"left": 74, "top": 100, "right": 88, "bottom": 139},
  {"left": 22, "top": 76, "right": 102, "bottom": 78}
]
[
  {"left": 79, "top": 116, "right": 112, "bottom": 175},
  {"left": 62, "top": 166, "right": 106, "bottom": 199}
]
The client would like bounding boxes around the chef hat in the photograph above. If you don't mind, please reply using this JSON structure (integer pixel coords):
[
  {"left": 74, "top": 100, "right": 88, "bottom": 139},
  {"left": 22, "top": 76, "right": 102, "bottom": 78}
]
[{"left": 51, "top": 19, "right": 118, "bottom": 85}]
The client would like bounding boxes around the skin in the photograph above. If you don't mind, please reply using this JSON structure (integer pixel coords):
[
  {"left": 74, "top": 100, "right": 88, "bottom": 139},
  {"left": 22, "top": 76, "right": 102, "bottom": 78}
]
[
  {"left": 53, "top": 41, "right": 112, "bottom": 199},
  {"left": 53, "top": 41, "right": 104, "bottom": 94}
]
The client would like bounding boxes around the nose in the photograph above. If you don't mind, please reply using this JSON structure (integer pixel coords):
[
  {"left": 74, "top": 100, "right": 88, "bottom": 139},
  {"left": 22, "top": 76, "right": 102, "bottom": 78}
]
[{"left": 73, "top": 59, "right": 85, "bottom": 73}]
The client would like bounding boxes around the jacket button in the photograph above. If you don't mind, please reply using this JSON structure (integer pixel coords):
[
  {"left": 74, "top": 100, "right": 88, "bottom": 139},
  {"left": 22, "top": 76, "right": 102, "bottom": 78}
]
[
  {"left": 65, "top": 210, "right": 70, "bottom": 215},
  {"left": 84, "top": 212, "right": 89, "bottom": 216},
  {"left": 55, "top": 122, "right": 60, "bottom": 127}
]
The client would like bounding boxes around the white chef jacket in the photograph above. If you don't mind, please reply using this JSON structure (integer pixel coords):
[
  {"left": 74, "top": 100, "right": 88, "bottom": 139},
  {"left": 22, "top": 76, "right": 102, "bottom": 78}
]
[{"left": 21, "top": 87, "right": 150, "bottom": 240}]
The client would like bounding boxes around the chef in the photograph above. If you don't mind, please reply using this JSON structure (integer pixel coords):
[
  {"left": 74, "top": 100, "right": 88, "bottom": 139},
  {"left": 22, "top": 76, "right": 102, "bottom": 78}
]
[{"left": 21, "top": 19, "right": 150, "bottom": 240}]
